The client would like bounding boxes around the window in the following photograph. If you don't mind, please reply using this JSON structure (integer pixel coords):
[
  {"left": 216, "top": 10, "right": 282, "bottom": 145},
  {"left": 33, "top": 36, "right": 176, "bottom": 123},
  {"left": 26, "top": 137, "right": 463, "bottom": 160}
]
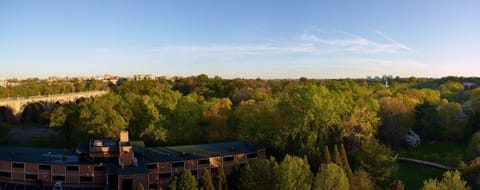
[
  {"left": 146, "top": 164, "right": 157, "bottom": 169},
  {"left": 198, "top": 159, "right": 209, "bottom": 165},
  {"left": 159, "top": 173, "right": 171, "bottom": 179},
  {"left": 190, "top": 170, "right": 197, "bottom": 176},
  {"left": 0, "top": 172, "right": 10, "bottom": 177},
  {"left": 172, "top": 162, "right": 184, "bottom": 168},
  {"left": 80, "top": 176, "right": 93, "bottom": 182},
  {"left": 149, "top": 184, "right": 158, "bottom": 189},
  {"left": 223, "top": 156, "right": 234, "bottom": 162},
  {"left": 94, "top": 166, "right": 106, "bottom": 172},
  {"left": 66, "top": 166, "right": 79, "bottom": 171},
  {"left": 247, "top": 153, "right": 257, "bottom": 159},
  {"left": 39, "top": 165, "right": 51, "bottom": 170},
  {"left": 52, "top": 176, "right": 65, "bottom": 181},
  {"left": 211, "top": 167, "right": 218, "bottom": 173},
  {"left": 25, "top": 174, "right": 37, "bottom": 180},
  {"left": 12, "top": 163, "right": 24, "bottom": 168}
]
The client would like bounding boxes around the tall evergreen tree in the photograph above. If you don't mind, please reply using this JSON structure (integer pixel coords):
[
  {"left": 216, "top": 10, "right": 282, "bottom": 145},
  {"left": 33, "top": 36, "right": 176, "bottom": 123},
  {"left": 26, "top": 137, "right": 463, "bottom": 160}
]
[
  {"left": 167, "top": 169, "right": 198, "bottom": 190},
  {"left": 350, "top": 170, "right": 375, "bottom": 190},
  {"left": 200, "top": 168, "right": 215, "bottom": 190},
  {"left": 332, "top": 144, "right": 341, "bottom": 166},
  {"left": 239, "top": 158, "right": 277, "bottom": 190},
  {"left": 339, "top": 143, "right": 353, "bottom": 179},
  {"left": 323, "top": 146, "right": 332, "bottom": 163},
  {"left": 275, "top": 155, "right": 313, "bottom": 190},
  {"left": 313, "top": 163, "right": 349, "bottom": 190},
  {"left": 215, "top": 166, "right": 228, "bottom": 190},
  {"left": 228, "top": 160, "right": 241, "bottom": 190}
]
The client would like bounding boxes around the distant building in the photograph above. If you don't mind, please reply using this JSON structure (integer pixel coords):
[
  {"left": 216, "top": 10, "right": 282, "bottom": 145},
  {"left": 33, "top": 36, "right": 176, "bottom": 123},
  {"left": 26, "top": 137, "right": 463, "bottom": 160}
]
[
  {"left": 0, "top": 131, "right": 265, "bottom": 189},
  {"left": 463, "top": 82, "right": 477, "bottom": 90},
  {"left": 0, "top": 80, "right": 7, "bottom": 88}
]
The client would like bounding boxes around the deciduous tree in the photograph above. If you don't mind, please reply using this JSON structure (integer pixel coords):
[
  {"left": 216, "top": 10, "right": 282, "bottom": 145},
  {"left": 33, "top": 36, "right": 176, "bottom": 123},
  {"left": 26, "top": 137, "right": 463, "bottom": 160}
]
[{"left": 313, "top": 163, "right": 349, "bottom": 190}]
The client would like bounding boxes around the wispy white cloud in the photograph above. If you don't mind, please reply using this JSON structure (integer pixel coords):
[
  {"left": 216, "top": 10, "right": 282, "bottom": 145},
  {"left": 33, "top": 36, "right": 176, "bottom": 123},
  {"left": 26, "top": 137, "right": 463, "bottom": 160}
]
[
  {"left": 83, "top": 30, "right": 420, "bottom": 78},
  {"left": 150, "top": 44, "right": 317, "bottom": 56},
  {"left": 300, "top": 32, "right": 413, "bottom": 54},
  {"left": 147, "top": 30, "right": 413, "bottom": 57}
]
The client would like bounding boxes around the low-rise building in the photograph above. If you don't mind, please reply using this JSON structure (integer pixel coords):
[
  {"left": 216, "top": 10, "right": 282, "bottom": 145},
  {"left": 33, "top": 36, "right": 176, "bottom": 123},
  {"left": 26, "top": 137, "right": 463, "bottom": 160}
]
[{"left": 0, "top": 131, "right": 265, "bottom": 190}]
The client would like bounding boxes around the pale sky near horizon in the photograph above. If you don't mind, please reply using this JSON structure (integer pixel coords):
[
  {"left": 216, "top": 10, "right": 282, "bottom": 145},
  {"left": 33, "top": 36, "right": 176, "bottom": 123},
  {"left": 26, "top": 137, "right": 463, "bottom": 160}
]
[{"left": 1, "top": 0, "right": 479, "bottom": 79}]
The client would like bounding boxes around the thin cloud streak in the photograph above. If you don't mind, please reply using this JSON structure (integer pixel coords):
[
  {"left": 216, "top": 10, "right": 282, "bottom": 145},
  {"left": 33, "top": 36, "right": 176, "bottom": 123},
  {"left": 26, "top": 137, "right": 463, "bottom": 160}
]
[
  {"left": 147, "top": 31, "right": 414, "bottom": 57},
  {"left": 300, "top": 32, "right": 413, "bottom": 54},
  {"left": 150, "top": 44, "right": 317, "bottom": 55}
]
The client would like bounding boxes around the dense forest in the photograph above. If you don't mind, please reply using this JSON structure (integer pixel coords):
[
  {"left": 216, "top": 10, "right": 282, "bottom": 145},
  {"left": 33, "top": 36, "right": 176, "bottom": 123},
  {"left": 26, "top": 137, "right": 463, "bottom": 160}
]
[{"left": 3, "top": 75, "right": 480, "bottom": 190}]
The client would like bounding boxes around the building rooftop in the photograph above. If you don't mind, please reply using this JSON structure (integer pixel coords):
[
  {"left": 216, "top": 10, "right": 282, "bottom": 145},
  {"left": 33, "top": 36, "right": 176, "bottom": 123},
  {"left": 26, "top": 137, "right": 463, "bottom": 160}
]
[
  {"left": 0, "top": 140, "right": 261, "bottom": 165},
  {"left": 0, "top": 146, "right": 78, "bottom": 164},
  {"left": 143, "top": 141, "right": 260, "bottom": 163}
]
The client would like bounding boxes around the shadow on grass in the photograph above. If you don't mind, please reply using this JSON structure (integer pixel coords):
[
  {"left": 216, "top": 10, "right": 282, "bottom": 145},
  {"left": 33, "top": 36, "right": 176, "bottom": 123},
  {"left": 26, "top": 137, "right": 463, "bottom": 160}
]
[{"left": 396, "top": 162, "right": 443, "bottom": 190}]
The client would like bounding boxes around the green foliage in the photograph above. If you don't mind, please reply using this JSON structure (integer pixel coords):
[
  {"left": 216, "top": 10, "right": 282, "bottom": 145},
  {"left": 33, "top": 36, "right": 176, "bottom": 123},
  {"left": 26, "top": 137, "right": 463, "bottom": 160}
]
[
  {"left": 467, "top": 131, "right": 480, "bottom": 159},
  {"left": 396, "top": 162, "right": 443, "bottom": 190},
  {"left": 459, "top": 160, "right": 480, "bottom": 190},
  {"left": 378, "top": 95, "right": 418, "bottom": 148},
  {"left": 214, "top": 166, "right": 227, "bottom": 190},
  {"left": 397, "top": 142, "right": 466, "bottom": 166},
  {"left": 313, "top": 163, "right": 349, "bottom": 190},
  {"left": 339, "top": 144, "right": 353, "bottom": 179},
  {"left": 323, "top": 146, "right": 332, "bottom": 164},
  {"left": 350, "top": 170, "right": 375, "bottom": 190},
  {"left": 49, "top": 103, "right": 80, "bottom": 145},
  {"left": 227, "top": 160, "right": 241, "bottom": 190},
  {"left": 239, "top": 158, "right": 277, "bottom": 190},
  {"left": 78, "top": 94, "right": 128, "bottom": 139},
  {"left": 200, "top": 168, "right": 215, "bottom": 190},
  {"left": 333, "top": 144, "right": 342, "bottom": 166},
  {"left": 414, "top": 103, "right": 442, "bottom": 142},
  {"left": 233, "top": 98, "right": 284, "bottom": 154},
  {"left": 275, "top": 155, "right": 313, "bottom": 190},
  {"left": 167, "top": 169, "right": 198, "bottom": 190},
  {"left": 167, "top": 93, "right": 203, "bottom": 144},
  {"left": 278, "top": 85, "right": 349, "bottom": 155},
  {"left": 420, "top": 170, "right": 470, "bottom": 190},
  {"left": 355, "top": 140, "right": 397, "bottom": 183},
  {"left": 136, "top": 182, "right": 145, "bottom": 190},
  {"left": 387, "top": 180, "right": 405, "bottom": 190}
]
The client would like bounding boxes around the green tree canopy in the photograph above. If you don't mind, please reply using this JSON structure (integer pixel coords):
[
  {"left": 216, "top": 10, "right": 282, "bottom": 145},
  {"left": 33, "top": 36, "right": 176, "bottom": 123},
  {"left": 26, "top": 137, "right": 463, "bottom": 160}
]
[
  {"left": 350, "top": 170, "right": 375, "bottom": 190},
  {"left": 355, "top": 140, "right": 397, "bottom": 183},
  {"left": 275, "top": 155, "right": 313, "bottom": 190},
  {"left": 420, "top": 170, "right": 470, "bottom": 190},
  {"left": 239, "top": 158, "right": 277, "bottom": 190},
  {"left": 167, "top": 169, "right": 198, "bottom": 190},
  {"left": 313, "top": 163, "right": 349, "bottom": 190},
  {"left": 200, "top": 168, "right": 215, "bottom": 190}
]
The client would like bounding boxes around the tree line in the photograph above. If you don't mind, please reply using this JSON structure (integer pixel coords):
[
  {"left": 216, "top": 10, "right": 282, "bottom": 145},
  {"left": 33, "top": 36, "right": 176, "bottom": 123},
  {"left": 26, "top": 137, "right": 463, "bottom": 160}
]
[{"left": 2, "top": 75, "right": 480, "bottom": 189}]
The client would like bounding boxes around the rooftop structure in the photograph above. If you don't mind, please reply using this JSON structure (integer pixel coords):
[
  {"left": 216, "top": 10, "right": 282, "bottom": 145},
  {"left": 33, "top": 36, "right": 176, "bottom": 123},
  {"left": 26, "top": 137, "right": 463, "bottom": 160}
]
[{"left": 0, "top": 131, "right": 265, "bottom": 190}]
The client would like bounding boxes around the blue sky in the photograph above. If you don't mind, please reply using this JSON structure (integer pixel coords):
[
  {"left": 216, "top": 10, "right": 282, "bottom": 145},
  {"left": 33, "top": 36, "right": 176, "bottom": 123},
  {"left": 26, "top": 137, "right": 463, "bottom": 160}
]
[{"left": 1, "top": 0, "right": 479, "bottom": 79}]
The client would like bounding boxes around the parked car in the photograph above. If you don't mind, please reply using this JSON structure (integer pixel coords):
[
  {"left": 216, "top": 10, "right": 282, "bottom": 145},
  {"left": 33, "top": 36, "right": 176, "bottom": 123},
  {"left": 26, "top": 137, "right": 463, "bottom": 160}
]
[{"left": 53, "top": 180, "right": 63, "bottom": 190}]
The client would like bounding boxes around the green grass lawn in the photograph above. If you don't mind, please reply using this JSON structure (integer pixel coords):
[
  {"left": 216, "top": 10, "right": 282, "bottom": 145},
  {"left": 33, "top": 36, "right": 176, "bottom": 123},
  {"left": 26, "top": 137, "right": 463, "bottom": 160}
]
[
  {"left": 395, "top": 142, "right": 467, "bottom": 190},
  {"left": 396, "top": 162, "right": 443, "bottom": 190},
  {"left": 396, "top": 142, "right": 467, "bottom": 166}
]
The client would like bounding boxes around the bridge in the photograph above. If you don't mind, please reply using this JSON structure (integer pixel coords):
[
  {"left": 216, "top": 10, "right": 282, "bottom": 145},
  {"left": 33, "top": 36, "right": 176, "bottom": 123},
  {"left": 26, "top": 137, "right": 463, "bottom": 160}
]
[{"left": 0, "top": 90, "right": 109, "bottom": 122}]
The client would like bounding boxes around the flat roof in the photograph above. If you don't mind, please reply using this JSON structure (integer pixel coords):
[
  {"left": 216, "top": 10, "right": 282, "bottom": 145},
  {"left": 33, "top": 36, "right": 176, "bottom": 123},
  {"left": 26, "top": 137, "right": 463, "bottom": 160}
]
[
  {"left": 0, "top": 141, "right": 262, "bottom": 165},
  {"left": 143, "top": 141, "right": 261, "bottom": 163},
  {"left": 0, "top": 146, "right": 79, "bottom": 164}
]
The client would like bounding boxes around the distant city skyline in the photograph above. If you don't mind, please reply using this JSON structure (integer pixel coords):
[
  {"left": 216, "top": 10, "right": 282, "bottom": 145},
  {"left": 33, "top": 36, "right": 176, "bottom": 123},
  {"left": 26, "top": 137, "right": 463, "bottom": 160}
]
[{"left": 1, "top": 0, "right": 479, "bottom": 79}]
